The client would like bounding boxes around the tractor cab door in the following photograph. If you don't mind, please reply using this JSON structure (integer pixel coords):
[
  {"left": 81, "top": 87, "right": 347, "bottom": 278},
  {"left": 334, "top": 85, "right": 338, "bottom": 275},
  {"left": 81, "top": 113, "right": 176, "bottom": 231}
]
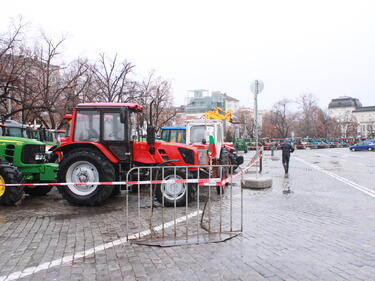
[{"left": 101, "top": 111, "right": 128, "bottom": 162}]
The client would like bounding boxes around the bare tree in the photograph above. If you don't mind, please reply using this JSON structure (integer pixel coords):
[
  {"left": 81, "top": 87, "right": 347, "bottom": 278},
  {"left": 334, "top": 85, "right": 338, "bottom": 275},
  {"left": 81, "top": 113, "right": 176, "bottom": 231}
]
[
  {"left": 136, "top": 71, "right": 176, "bottom": 131},
  {"left": 296, "top": 93, "right": 320, "bottom": 137},
  {"left": 267, "top": 99, "right": 295, "bottom": 138},
  {"left": 314, "top": 108, "right": 341, "bottom": 138},
  {"left": 0, "top": 20, "right": 27, "bottom": 117},
  {"left": 19, "top": 35, "right": 95, "bottom": 129},
  {"left": 91, "top": 53, "right": 134, "bottom": 103},
  {"left": 232, "top": 108, "right": 254, "bottom": 138}
]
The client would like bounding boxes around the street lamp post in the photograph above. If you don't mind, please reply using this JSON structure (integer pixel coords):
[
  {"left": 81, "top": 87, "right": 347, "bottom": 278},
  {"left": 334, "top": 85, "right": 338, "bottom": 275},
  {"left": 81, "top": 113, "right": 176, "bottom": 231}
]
[{"left": 250, "top": 80, "right": 264, "bottom": 172}]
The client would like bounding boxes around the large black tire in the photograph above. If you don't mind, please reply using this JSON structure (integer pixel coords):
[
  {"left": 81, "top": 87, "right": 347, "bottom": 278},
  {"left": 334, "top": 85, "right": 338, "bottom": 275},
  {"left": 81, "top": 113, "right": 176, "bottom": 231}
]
[
  {"left": 110, "top": 186, "right": 121, "bottom": 197},
  {"left": 24, "top": 186, "right": 52, "bottom": 196},
  {"left": 155, "top": 168, "right": 196, "bottom": 207},
  {"left": 0, "top": 163, "right": 23, "bottom": 205},
  {"left": 57, "top": 149, "right": 115, "bottom": 206},
  {"left": 216, "top": 148, "right": 232, "bottom": 194}
]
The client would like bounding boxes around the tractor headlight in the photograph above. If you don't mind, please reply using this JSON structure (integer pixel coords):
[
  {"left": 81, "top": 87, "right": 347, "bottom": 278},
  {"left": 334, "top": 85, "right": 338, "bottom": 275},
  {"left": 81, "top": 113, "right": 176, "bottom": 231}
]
[
  {"left": 34, "top": 153, "right": 45, "bottom": 161},
  {"left": 198, "top": 148, "right": 208, "bottom": 165}
]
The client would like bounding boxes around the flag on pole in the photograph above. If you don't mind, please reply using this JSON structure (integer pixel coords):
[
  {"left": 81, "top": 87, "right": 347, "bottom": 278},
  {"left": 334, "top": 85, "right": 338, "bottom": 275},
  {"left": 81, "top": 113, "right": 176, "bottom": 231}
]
[{"left": 208, "top": 135, "right": 217, "bottom": 157}]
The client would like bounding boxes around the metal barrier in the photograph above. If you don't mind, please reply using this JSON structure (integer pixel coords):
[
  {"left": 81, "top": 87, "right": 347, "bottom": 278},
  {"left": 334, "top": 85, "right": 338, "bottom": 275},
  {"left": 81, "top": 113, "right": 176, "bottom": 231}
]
[{"left": 124, "top": 148, "right": 262, "bottom": 246}]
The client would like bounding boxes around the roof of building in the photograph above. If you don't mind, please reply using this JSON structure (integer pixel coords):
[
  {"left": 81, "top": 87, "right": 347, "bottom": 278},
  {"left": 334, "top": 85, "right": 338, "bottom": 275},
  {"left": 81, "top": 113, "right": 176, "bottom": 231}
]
[
  {"left": 353, "top": 106, "right": 375, "bottom": 113},
  {"left": 328, "top": 96, "right": 362, "bottom": 109},
  {"left": 224, "top": 95, "right": 239, "bottom": 102},
  {"left": 211, "top": 91, "right": 239, "bottom": 102}
]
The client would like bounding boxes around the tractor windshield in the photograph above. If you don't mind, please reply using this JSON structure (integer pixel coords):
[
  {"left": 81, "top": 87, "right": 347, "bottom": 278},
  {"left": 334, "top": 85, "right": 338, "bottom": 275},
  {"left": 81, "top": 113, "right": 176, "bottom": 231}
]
[
  {"left": 190, "top": 125, "right": 214, "bottom": 143},
  {"left": 6, "top": 127, "right": 28, "bottom": 138},
  {"left": 161, "top": 129, "right": 186, "bottom": 143}
]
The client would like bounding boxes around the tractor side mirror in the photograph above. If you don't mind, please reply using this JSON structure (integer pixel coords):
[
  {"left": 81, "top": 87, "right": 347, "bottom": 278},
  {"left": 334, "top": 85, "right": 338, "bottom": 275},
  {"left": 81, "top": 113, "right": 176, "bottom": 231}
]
[
  {"left": 120, "top": 107, "right": 127, "bottom": 123},
  {"left": 147, "top": 126, "right": 156, "bottom": 146},
  {"left": 139, "top": 113, "right": 145, "bottom": 128}
]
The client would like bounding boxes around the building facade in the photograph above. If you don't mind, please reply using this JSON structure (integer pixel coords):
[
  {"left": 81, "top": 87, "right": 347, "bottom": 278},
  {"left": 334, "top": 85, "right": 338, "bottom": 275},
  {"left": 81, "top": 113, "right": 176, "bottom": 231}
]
[
  {"left": 185, "top": 90, "right": 239, "bottom": 115},
  {"left": 328, "top": 96, "right": 375, "bottom": 138}
]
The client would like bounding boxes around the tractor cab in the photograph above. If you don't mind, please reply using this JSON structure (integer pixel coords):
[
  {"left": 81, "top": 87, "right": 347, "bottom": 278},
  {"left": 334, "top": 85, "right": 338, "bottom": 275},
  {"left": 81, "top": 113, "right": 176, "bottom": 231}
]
[
  {"left": 0, "top": 120, "right": 29, "bottom": 138},
  {"left": 160, "top": 126, "right": 186, "bottom": 143},
  {"left": 186, "top": 119, "right": 243, "bottom": 167},
  {"left": 186, "top": 120, "right": 223, "bottom": 154}
]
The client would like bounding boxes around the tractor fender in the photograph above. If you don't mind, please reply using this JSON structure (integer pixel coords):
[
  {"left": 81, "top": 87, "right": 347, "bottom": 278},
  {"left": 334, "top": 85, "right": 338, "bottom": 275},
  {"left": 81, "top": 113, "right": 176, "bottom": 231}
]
[
  {"left": 223, "top": 143, "right": 235, "bottom": 152},
  {"left": 54, "top": 142, "right": 119, "bottom": 164},
  {"left": 156, "top": 160, "right": 179, "bottom": 166}
]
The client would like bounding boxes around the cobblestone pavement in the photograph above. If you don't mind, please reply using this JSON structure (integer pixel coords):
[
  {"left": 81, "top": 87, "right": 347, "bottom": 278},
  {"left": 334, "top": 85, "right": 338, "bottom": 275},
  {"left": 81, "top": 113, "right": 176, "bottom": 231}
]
[{"left": 0, "top": 148, "right": 374, "bottom": 280}]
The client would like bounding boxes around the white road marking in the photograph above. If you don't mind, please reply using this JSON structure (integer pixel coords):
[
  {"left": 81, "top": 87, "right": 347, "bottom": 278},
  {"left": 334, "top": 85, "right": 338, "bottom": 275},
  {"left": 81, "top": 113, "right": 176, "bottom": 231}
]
[
  {"left": 294, "top": 156, "right": 375, "bottom": 198},
  {"left": 0, "top": 210, "right": 202, "bottom": 281}
]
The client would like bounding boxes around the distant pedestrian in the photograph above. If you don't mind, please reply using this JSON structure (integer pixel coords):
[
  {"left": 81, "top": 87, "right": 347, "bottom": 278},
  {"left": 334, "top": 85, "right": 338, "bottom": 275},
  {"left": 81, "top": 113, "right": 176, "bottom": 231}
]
[
  {"left": 281, "top": 138, "right": 294, "bottom": 176},
  {"left": 270, "top": 141, "right": 276, "bottom": 156}
]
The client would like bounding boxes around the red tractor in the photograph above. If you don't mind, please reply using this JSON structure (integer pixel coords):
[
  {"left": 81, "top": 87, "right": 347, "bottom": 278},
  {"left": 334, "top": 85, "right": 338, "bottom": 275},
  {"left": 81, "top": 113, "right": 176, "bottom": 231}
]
[{"left": 54, "top": 103, "right": 203, "bottom": 206}]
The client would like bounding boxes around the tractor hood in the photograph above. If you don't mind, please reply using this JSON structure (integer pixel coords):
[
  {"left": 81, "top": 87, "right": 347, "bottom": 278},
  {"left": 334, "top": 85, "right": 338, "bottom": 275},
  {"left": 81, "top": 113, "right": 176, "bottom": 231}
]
[{"left": 0, "top": 136, "right": 45, "bottom": 145}]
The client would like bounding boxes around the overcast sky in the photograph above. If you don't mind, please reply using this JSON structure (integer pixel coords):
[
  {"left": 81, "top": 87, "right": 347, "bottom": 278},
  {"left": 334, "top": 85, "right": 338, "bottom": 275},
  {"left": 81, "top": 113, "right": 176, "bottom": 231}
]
[{"left": 1, "top": 0, "right": 375, "bottom": 110}]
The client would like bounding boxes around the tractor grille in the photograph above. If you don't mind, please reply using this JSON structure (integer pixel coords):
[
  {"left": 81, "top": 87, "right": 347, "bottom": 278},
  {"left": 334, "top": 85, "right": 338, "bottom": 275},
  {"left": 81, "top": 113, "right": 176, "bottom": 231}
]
[
  {"left": 198, "top": 148, "right": 208, "bottom": 164},
  {"left": 22, "top": 144, "right": 46, "bottom": 164},
  {"left": 5, "top": 144, "right": 15, "bottom": 163},
  {"left": 178, "top": 148, "right": 195, "bottom": 164}
]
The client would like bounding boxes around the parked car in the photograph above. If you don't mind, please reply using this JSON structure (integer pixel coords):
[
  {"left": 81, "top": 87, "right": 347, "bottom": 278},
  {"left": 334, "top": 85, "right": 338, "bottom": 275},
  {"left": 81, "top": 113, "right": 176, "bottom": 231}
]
[{"left": 349, "top": 141, "right": 375, "bottom": 151}]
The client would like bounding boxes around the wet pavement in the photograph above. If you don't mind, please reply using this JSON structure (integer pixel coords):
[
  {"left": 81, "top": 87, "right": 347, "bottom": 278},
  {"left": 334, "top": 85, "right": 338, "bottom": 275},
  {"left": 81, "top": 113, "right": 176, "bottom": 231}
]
[{"left": 0, "top": 148, "right": 375, "bottom": 280}]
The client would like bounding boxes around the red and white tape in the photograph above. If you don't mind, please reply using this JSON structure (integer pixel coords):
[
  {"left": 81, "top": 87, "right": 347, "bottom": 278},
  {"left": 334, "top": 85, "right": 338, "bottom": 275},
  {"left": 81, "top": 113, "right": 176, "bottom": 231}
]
[
  {"left": 220, "top": 151, "right": 260, "bottom": 185},
  {"left": 0, "top": 178, "right": 222, "bottom": 187},
  {"left": 0, "top": 151, "right": 262, "bottom": 188}
]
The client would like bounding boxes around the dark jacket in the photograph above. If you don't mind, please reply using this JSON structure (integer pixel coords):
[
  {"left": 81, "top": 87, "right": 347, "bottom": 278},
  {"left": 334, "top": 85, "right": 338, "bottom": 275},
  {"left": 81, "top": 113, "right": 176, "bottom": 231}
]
[{"left": 281, "top": 142, "right": 294, "bottom": 157}]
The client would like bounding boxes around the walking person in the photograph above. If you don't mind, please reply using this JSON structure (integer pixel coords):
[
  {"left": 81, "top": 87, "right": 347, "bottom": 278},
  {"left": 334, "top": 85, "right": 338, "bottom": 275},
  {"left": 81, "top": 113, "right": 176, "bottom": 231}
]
[{"left": 281, "top": 138, "right": 294, "bottom": 177}]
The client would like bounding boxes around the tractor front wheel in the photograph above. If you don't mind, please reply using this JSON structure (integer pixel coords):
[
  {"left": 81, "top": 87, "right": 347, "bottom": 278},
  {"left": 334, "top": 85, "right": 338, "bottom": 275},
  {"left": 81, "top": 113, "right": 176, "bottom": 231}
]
[
  {"left": 155, "top": 169, "right": 195, "bottom": 207},
  {"left": 57, "top": 150, "right": 115, "bottom": 206},
  {"left": 0, "top": 163, "right": 23, "bottom": 205}
]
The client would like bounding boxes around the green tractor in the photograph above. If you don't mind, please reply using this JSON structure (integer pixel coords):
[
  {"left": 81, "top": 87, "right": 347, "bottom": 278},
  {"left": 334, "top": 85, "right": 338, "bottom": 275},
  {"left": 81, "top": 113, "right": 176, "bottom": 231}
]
[
  {"left": 234, "top": 138, "right": 248, "bottom": 153},
  {"left": 0, "top": 131, "right": 58, "bottom": 205}
]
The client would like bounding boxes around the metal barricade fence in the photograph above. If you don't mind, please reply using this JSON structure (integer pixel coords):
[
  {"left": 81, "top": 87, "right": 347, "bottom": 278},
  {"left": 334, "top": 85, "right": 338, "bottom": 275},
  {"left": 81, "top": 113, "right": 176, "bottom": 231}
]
[{"left": 123, "top": 149, "right": 261, "bottom": 246}]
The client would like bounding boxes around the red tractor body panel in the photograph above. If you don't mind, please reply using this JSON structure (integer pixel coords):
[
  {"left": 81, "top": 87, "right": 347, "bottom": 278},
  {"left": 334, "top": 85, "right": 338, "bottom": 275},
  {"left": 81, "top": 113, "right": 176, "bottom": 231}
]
[{"left": 133, "top": 142, "right": 198, "bottom": 166}]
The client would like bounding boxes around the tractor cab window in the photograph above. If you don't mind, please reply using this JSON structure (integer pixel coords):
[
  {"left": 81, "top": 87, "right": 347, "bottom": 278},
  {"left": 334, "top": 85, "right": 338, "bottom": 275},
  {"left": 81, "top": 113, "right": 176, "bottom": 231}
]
[
  {"left": 103, "top": 112, "right": 124, "bottom": 141},
  {"left": 161, "top": 130, "right": 169, "bottom": 142},
  {"left": 7, "top": 127, "right": 26, "bottom": 138},
  {"left": 170, "top": 130, "right": 185, "bottom": 143},
  {"left": 45, "top": 130, "right": 54, "bottom": 142},
  {"left": 190, "top": 125, "right": 214, "bottom": 144},
  {"left": 74, "top": 111, "right": 100, "bottom": 142}
]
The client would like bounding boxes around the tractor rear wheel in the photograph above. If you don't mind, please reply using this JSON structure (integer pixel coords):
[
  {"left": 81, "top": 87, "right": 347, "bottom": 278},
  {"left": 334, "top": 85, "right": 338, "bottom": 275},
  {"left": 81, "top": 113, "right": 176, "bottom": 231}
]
[
  {"left": 217, "top": 148, "right": 232, "bottom": 194},
  {"left": 0, "top": 163, "right": 23, "bottom": 205},
  {"left": 24, "top": 186, "right": 52, "bottom": 196},
  {"left": 57, "top": 150, "right": 115, "bottom": 206},
  {"left": 155, "top": 169, "right": 195, "bottom": 207}
]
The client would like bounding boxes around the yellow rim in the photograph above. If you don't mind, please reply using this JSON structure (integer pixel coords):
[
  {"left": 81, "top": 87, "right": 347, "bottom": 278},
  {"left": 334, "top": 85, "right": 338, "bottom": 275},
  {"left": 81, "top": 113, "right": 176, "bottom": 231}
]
[{"left": 0, "top": 175, "right": 5, "bottom": 197}]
